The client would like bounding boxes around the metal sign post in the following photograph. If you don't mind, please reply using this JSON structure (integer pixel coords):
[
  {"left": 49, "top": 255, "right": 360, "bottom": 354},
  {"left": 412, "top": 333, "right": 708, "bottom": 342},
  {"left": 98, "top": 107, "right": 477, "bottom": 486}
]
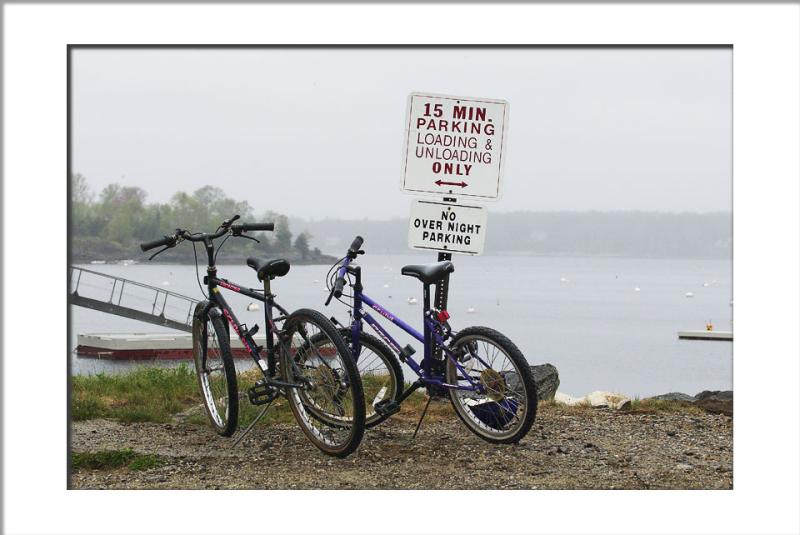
[{"left": 434, "top": 251, "right": 452, "bottom": 311}]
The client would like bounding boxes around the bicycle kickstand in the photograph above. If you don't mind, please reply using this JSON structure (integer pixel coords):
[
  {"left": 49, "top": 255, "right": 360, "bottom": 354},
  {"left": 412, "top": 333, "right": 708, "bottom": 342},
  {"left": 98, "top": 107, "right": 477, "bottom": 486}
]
[
  {"left": 231, "top": 400, "right": 273, "bottom": 448},
  {"left": 410, "top": 395, "right": 433, "bottom": 442}
]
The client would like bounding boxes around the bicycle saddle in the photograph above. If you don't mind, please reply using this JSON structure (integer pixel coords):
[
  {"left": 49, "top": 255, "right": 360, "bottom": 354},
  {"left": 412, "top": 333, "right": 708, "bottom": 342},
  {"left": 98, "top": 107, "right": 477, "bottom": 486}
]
[
  {"left": 246, "top": 257, "right": 291, "bottom": 281},
  {"left": 400, "top": 261, "right": 455, "bottom": 285}
]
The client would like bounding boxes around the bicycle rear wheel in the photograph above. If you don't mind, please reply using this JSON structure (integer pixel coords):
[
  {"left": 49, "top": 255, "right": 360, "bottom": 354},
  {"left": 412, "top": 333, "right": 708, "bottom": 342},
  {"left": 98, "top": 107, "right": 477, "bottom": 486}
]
[
  {"left": 280, "top": 309, "right": 365, "bottom": 457},
  {"left": 446, "top": 326, "right": 537, "bottom": 444},
  {"left": 192, "top": 302, "right": 239, "bottom": 436}
]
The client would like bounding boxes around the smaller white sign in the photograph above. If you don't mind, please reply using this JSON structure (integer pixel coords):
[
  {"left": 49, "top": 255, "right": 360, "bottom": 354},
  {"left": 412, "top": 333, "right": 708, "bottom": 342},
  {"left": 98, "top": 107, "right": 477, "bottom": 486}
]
[{"left": 408, "top": 199, "right": 488, "bottom": 256}]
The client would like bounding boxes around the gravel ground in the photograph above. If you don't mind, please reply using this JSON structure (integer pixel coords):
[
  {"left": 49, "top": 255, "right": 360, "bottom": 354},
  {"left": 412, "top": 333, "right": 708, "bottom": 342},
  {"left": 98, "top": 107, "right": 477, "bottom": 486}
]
[{"left": 70, "top": 403, "right": 732, "bottom": 490}]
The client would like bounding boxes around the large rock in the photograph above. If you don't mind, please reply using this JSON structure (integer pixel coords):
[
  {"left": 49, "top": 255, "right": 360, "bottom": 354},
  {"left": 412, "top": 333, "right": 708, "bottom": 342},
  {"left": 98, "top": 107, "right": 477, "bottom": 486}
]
[
  {"left": 694, "top": 390, "right": 733, "bottom": 401},
  {"left": 503, "top": 364, "right": 559, "bottom": 402},
  {"left": 693, "top": 390, "right": 733, "bottom": 416},
  {"left": 553, "top": 390, "right": 631, "bottom": 410},
  {"left": 585, "top": 391, "right": 631, "bottom": 410},
  {"left": 645, "top": 390, "right": 733, "bottom": 416},
  {"left": 531, "top": 363, "right": 560, "bottom": 401}
]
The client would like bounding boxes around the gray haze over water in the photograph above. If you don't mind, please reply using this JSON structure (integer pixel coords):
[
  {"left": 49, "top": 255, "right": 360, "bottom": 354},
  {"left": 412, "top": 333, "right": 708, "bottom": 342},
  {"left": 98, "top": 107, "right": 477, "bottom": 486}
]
[{"left": 71, "top": 47, "right": 732, "bottom": 219}]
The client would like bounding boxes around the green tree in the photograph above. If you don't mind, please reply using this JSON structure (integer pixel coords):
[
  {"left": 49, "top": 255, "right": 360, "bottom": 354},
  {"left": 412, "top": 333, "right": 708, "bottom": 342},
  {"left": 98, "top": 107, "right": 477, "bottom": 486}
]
[
  {"left": 294, "top": 232, "right": 311, "bottom": 260},
  {"left": 275, "top": 215, "right": 292, "bottom": 252},
  {"left": 95, "top": 184, "right": 148, "bottom": 244},
  {"left": 71, "top": 174, "right": 97, "bottom": 235}
]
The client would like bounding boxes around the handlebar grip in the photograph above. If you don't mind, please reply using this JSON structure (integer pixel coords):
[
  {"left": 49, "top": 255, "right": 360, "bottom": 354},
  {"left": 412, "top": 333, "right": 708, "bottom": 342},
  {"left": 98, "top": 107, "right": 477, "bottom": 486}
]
[
  {"left": 333, "top": 277, "right": 346, "bottom": 298},
  {"left": 140, "top": 235, "right": 174, "bottom": 252},
  {"left": 236, "top": 222, "right": 275, "bottom": 232},
  {"left": 348, "top": 236, "right": 364, "bottom": 254}
]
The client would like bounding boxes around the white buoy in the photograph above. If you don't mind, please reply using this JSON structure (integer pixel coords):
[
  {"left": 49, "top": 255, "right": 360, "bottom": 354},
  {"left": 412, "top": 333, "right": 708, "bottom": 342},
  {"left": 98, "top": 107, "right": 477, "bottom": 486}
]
[
  {"left": 685, "top": 292, "right": 694, "bottom": 298},
  {"left": 383, "top": 284, "right": 390, "bottom": 288},
  {"left": 407, "top": 297, "right": 418, "bottom": 305},
  {"left": 702, "top": 282, "right": 709, "bottom": 287},
  {"left": 313, "top": 279, "right": 319, "bottom": 284},
  {"left": 467, "top": 306, "right": 476, "bottom": 314},
  {"left": 246, "top": 302, "right": 260, "bottom": 311},
  {"left": 634, "top": 287, "right": 641, "bottom": 292},
  {"left": 560, "top": 277, "right": 569, "bottom": 283}
]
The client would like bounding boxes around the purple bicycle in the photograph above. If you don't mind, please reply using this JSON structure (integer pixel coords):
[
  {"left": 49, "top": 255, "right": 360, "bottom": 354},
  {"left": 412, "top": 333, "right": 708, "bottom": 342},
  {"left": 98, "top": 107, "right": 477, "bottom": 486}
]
[{"left": 324, "top": 236, "right": 538, "bottom": 444}]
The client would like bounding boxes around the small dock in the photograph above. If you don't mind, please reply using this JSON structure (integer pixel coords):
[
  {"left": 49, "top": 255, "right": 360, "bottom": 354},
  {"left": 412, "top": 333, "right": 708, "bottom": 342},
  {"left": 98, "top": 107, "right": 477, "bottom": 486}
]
[{"left": 678, "top": 330, "right": 733, "bottom": 341}]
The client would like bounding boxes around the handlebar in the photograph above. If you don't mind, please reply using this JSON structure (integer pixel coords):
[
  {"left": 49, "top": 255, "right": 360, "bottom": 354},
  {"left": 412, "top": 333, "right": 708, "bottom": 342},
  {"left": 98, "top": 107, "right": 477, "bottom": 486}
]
[
  {"left": 325, "top": 236, "right": 365, "bottom": 306},
  {"left": 139, "top": 215, "right": 275, "bottom": 257},
  {"left": 348, "top": 236, "right": 364, "bottom": 257},
  {"left": 140, "top": 235, "right": 177, "bottom": 252},
  {"left": 233, "top": 222, "right": 275, "bottom": 233},
  {"left": 332, "top": 277, "right": 347, "bottom": 298}
]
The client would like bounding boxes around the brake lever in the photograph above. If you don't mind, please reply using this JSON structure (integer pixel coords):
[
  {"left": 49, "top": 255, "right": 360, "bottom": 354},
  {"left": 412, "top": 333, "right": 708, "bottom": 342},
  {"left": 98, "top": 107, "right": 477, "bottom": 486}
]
[
  {"left": 239, "top": 233, "right": 260, "bottom": 244},
  {"left": 148, "top": 245, "right": 171, "bottom": 261},
  {"left": 324, "top": 287, "right": 335, "bottom": 306}
]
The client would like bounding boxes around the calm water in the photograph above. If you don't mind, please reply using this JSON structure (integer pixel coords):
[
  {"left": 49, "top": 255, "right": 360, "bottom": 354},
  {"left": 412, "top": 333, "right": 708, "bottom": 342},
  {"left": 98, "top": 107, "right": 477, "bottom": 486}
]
[{"left": 70, "top": 253, "right": 732, "bottom": 398}]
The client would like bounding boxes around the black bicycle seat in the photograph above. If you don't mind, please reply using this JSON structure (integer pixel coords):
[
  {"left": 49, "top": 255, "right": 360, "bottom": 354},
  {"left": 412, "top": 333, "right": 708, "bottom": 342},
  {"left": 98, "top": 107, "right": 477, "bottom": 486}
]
[
  {"left": 400, "top": 261, "right": 454, "bottom": 285},
  {"left": 246, "top": 257, "right": 291, "bottom": 281}
]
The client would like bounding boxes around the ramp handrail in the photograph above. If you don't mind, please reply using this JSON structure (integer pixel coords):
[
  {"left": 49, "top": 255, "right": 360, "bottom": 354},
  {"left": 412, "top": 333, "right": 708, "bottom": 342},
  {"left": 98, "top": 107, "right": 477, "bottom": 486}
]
[{"left": 69, "top": 266, "right": 201, "bottom": 331}]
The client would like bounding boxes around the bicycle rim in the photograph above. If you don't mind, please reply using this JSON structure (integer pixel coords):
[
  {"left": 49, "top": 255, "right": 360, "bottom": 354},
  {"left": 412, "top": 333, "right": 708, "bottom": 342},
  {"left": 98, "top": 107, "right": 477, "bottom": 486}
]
[
  {"left": 446, "top": 333, "right": 530, "bottom": 441},
  {"left": 282, "top": 311, "right": 364, "bottom": 456},
  {"left": 193, "top": 313, "right": 236, "bottom": 434}
]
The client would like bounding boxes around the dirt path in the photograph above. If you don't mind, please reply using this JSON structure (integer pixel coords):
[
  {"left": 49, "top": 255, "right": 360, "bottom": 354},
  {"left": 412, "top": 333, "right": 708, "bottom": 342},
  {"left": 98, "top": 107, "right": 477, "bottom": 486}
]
[{"left": 70, "top": 404, "right": 732, "bottom": 490}]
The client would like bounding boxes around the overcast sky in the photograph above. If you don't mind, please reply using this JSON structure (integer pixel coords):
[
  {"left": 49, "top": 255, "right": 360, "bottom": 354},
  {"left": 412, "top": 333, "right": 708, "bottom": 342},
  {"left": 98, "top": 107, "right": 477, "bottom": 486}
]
[{"left": 71, "top": 47, "right": 731, "bottom": 220}]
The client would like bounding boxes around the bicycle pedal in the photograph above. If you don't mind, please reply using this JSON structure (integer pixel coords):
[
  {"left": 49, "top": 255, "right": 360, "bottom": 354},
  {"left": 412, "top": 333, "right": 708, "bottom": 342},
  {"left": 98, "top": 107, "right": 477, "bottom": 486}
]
[
  {"left": 374, "top": 399, "right": 401, "bottom": 417},
  {"left": 247, "top": 381, "right": 279, "bottom": 405}
]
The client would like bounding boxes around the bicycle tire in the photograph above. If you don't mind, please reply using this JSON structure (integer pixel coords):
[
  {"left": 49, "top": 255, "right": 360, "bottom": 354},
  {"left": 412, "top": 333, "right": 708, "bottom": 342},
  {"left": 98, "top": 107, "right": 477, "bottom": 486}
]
[
  {"left": 192, "top": 302, "right": 239, "bottom": 437},
  {"left": 280, "top": 309, "right": 366, "bottom": 457},
  {"left": 446, "top": 326, "right": 537, "bottom": 444}
]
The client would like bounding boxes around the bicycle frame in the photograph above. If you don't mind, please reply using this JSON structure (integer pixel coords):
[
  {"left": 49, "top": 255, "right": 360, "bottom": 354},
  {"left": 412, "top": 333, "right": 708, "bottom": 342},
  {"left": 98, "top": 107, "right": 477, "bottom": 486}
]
[
  {"left": 195, "top": 236, "right": 295, "bottom": 385},
  {"left": 336, "top": 259, "right": 486, "bottom": 393}
]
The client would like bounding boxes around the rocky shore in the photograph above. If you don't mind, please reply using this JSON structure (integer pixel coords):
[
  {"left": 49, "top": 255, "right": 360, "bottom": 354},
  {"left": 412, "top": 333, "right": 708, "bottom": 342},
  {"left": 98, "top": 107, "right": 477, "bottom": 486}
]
[{"left": 70, "top": 401, "right": 732, "bottom": 490}]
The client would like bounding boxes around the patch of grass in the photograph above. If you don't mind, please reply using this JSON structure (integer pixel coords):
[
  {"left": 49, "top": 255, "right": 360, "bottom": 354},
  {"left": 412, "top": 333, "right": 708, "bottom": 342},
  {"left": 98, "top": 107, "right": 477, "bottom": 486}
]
[
  {"left": 72, "top": 367, "right": 458, "bottom": 427},
  {"left": 625, "top": 398, "right": 704, "bottom": 415},
  {"left": 71, "top": 449, "right": 165, "bottom": 471},
  {"left": 71, "top": 365, "right": 200, "bottom": 423}
]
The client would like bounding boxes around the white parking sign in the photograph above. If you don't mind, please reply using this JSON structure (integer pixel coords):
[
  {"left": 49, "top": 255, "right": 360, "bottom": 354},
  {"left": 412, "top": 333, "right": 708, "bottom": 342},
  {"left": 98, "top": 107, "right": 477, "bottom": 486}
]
[
  {"left": 401, "top": 93, "right": 508, "bottom": 201},
  {"left": 408, "top": 199, "right": 488, "bottom": 255}
]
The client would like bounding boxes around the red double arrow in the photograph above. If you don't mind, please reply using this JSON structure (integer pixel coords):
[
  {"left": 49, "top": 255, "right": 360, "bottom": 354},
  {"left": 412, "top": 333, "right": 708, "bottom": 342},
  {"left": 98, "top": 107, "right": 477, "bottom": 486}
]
[{"left": 434, "top": 180, "right": 468, "bottom": 188}]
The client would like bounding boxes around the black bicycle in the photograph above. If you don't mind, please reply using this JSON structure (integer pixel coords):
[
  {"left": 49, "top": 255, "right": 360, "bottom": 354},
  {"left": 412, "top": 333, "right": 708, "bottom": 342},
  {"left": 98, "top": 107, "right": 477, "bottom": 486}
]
[{"left": 140, "top": 215, "right": 365, "bottom": 457}]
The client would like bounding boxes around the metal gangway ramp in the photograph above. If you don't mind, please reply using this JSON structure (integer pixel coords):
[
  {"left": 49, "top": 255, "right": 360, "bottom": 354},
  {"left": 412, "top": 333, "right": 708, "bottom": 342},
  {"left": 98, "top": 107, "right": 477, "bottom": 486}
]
[{"left": 69, "top": 266, "right": 200, "bottom": 332}]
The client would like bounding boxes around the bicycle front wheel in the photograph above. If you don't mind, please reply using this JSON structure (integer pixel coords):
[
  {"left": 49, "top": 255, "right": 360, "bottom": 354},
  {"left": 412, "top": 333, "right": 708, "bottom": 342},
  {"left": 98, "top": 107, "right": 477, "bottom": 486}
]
[
  {"left": 192, "top": 302, "right": 239, "bottom": 437},
  {"left": 446, "top": 326, "right": 537, "bottom": 444},
  {"left": 280, "top": 309, "right": 365, "bottom": 457}
]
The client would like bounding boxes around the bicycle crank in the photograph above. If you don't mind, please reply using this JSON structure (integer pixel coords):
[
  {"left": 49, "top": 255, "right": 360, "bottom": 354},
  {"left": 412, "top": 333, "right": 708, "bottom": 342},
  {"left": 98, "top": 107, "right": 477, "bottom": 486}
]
[{"left": 247, "top": 380, "right": 280, "bottom": 405}]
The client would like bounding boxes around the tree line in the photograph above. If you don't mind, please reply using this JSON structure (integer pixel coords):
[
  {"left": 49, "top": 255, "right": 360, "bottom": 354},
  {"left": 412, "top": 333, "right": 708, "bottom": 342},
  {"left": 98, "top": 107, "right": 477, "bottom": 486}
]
[{"left": 71, "top": 174, "right": 327, "bottom": 263}]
